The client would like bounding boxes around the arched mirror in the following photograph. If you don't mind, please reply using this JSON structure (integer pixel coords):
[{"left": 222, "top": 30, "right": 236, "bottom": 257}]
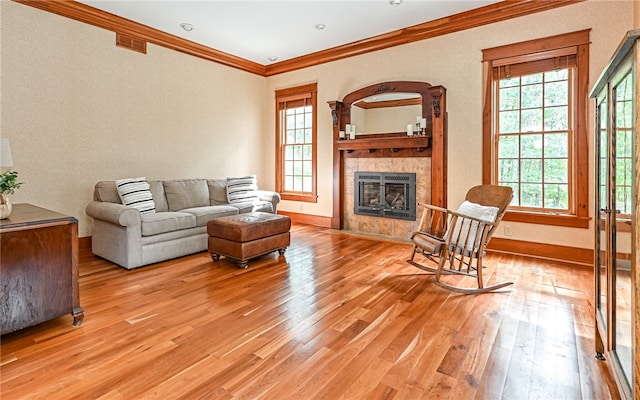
[{"left": 337, "top": 81, "right": 441, "bottom": 137}]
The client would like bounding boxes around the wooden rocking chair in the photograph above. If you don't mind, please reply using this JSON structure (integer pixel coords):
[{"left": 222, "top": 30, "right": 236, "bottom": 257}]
[{"left": 408, "top": 185, "right": 514, "bottom": 294}]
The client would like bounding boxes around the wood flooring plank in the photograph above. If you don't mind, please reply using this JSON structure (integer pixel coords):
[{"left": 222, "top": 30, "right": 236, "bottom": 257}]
[
  {"left": 449, "top": 296, "right": 506, "bottom": 399},
  {"left": 223, "top": 340, "right": 302, "bottom": 398},
  {"left": 175, "top": 352, "right": 262, "bottom": 399},
  {"left": 363, "top": 382, "right": 399, "bottom": 400},
  {"left": 313, "top": 312, "right": 413, "bottom": 399},
  {"left": 338, "top": 356, "right": 396, "bottom": 400},
  {"left": 258, "top": 338, "right": 337, "bottom": 400},
  {"left": 135, "top": 354, "right": 225, "bottom": 400}
]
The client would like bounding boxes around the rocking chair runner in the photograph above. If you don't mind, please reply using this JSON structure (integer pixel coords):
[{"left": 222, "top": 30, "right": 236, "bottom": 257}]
[{"left": 408, "top": 185, "right": 514, "bottom": 294}]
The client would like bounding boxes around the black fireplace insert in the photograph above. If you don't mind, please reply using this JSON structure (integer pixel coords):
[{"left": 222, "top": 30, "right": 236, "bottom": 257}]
[{"left": 354, "top": 171, "right": 416, "bottom": 221}]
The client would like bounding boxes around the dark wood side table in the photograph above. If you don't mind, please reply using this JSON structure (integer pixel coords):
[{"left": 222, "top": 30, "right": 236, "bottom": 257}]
[{"left": 1, "top": 203, "right": 84, "bottom": 335}]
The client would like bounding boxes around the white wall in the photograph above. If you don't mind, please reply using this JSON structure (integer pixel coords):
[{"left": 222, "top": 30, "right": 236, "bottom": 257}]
[
  {"left": 1, "top": 2, "right": 265, "bottom": 236},
  {"left": 265, "top": 0, "right": 633, "bottom": 249}
]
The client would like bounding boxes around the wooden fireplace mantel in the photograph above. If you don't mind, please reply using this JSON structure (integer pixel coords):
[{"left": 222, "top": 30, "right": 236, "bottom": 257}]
[
  {"left": 336, "top": 135, "right": 431, "bottom": 158},
  {"left": 329, "top": 81, "right": 447, "bottom": 230}
]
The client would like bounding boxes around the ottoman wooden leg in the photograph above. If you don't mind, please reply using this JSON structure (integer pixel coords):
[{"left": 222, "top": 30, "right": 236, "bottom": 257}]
[
  {"left": 237, "top": 260, "right": 249, "bottom": 269},
  {"left": 211, "top": 253, "right": 220, "bottom": 262},
  {"left": 278, "top": 247, "right": 287, "bottom": 256}
]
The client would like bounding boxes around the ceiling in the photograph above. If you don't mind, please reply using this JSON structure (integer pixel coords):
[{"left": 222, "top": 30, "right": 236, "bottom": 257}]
[{"left": 78, "top": 0, "right": 502, "bottom": 65}]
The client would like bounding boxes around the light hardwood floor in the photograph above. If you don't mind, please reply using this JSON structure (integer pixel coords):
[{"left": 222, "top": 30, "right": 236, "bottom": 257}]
[{"left": 1, "top": 224, "right": 619, "bottom": 399}]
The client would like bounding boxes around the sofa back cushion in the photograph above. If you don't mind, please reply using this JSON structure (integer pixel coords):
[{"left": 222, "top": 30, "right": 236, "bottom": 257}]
[
  {"left": 148, "top": 181, "right": 168, "bottom": 212},
  {"left": 208, "top": 179, "right": 229, "bottom": 205},
  {"left": 163, "top": 179, "right": 209, "bottom": 211},
  {"left": 94, "top": 181, "right": 121, "bottom": 203}
]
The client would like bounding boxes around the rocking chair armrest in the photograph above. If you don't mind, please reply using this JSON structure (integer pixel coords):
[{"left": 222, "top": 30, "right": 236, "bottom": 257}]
[
  {"left": 418, "top": 203, "right": 449, "bottom": 214},
  {"left": 415, "top": 203, "right": 451, "bottom": 239},
  {"left": 411, "top": 230, "right": 446, "bottom": 243}
]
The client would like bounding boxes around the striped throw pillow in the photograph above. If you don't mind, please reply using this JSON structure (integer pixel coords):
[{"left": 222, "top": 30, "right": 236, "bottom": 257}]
[
  {"left": 226, "top": 175, "right": 259, "bottom": 203},
  {"left": 115, "top": 177, "right": 156, "bottom": 214}
]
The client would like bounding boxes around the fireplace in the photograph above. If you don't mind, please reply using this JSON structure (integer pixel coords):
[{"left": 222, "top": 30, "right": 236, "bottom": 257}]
[{"left": 354, "top": 171, "right": 416, "bottom": 221}]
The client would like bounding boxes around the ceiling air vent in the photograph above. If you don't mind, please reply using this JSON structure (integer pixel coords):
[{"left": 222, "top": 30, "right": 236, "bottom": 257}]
[{"left": 116, "top": 32, "right": 147, "bottom": 54}]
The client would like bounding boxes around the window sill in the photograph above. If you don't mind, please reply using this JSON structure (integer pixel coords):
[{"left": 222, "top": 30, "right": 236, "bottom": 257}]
[
  {"left": 598, "top": 217, "right": 632, "bottom": 233},
  {"left": 617, "top": 218, "right": 632, "bottom": 232},
  {"left": 280, "top": 192, "right": 318, "bottom": 203},
  {"left": 503, "top": 210, "right": 590, "bottom": 228}
]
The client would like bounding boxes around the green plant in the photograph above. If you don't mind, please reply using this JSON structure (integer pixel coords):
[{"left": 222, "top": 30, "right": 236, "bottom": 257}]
[{"left": 0, "top": 170, "right": 23, "bottom": 195}]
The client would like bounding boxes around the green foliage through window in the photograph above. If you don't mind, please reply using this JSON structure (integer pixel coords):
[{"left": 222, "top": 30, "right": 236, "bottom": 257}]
[
  {"left": 614, "top": 73, "right": 633, "bottom": 215},
  {"left": 497, "top": 69, "right": 571, "bottom": 210}
]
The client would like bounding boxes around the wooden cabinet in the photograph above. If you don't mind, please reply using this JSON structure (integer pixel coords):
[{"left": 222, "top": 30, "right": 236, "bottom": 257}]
[
  {"left": 0, "top": 203, "right": 84, "bottom": 335},
  {"left": 590, "top": 29, "right": 639, "bottom": 399}
]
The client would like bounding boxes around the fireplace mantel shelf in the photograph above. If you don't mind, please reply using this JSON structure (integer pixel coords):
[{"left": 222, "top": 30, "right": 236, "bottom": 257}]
[{"left": 336, "top": 136, "right": 430, "bottom": 153}]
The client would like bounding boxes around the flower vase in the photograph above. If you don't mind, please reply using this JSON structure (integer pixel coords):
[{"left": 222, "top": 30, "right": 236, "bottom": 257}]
[{"left": 0, "top": 193, "right": 12, "bottom": 219}]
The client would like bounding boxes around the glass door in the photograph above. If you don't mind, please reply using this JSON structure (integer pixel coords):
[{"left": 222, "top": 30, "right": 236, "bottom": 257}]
[
  {"left": 595, "top": 94, "right": 609, "bottom": 339},
  {"left": 612, "top": 69, "right": 634, "bottom": 387},
  {"left": 590, "top": 29, "right": 639, "bottom": 400},
  {"left": 595, "top": 63, "right": 634, "bottom": 396}
]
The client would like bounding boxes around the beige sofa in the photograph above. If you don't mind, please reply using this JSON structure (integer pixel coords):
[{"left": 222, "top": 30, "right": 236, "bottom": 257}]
[{"left": 86, "top": 178, "right": 280, "bottom": 270}]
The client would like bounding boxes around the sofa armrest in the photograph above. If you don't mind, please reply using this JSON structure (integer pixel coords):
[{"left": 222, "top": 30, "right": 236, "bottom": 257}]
[
  {"left": 86, "top": 201, "right": 141, "bottom": 227},
  {"left": 255, "top": 190, "right": 281, "bottom": 212}
]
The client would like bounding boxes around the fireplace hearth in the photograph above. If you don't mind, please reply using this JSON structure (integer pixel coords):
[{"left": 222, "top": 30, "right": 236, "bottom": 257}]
[{"left": 354, "top": 172, "right": 416, "bottom": 221}]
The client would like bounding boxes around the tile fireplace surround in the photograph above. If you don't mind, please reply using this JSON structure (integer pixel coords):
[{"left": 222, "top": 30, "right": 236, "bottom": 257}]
[{"left": 344, "top": 157, "right": 430, "bottom": 241}]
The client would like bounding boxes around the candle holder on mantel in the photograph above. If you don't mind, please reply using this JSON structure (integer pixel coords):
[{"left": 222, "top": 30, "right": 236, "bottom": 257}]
[
  {"left": 413, "top": 122, "right": 426, "bottom": 136},
  {"left": 415, "top": 117, "right": 427, "bottom": 136}
]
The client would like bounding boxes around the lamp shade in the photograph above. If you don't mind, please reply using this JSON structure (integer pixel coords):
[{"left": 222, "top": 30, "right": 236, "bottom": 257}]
[{"left": 0, "top": 138, "right": 13, "bottom": 167}]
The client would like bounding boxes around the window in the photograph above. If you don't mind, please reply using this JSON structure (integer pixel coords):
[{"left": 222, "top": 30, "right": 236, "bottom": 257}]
[
  {"left": 497, "top": 69, "right": 571, "bottom": 210},
  {"left": 275, "top": 83, "right": 318, "bottom": 202},
  {"left": 482, "top": 30, "right": 590, "bottom": 228}
]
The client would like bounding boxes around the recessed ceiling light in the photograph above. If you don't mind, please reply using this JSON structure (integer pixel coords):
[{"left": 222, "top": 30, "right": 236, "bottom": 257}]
[
  {"left": 314, "top": 23, "right": 326, "bottom": 30},
  {"left": 268, "top": 56, "right": 278, "bottom": 62},
  {"left": 180, "top": 23, "right": 194, "bottom": 32},
  {"left": 389, "top": 0, "right": 402, "bottom": 6}
]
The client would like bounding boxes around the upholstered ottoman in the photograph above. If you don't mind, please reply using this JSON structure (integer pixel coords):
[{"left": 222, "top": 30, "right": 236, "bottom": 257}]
[{"left": 207, "top": 212, "right": 291, "bottom": 268}]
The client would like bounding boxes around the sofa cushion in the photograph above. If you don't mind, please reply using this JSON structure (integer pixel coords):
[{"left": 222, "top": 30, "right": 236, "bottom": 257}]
[
  {"left": 141, "top": 225, "right": 207, "bottom": 246},
  {"left": 94, "top": 181, "right": 121, "bottom": 203},
  {"left": 226, "top": 175, "right": 259, "bottom": 203},
  {"left": 180, "top": 205, "right": 239, "bottom": 227},
  {"left": 141, "top": 212, "right": 196, "bottom": 236},
  {"left": 230, "top": 201, "right": 274, "bottom": 214},
  {"left": 148, "top": 180, "right": 168, "bottom": 212},
  {"left": 207, "top": 179, "right": 229, "bottom": 205},
  {"left": 115, "top": 177, "right": 156, "bottom": 215},
  {"left": 164, "top": 179, "right": 209, "bottom": 211}
]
